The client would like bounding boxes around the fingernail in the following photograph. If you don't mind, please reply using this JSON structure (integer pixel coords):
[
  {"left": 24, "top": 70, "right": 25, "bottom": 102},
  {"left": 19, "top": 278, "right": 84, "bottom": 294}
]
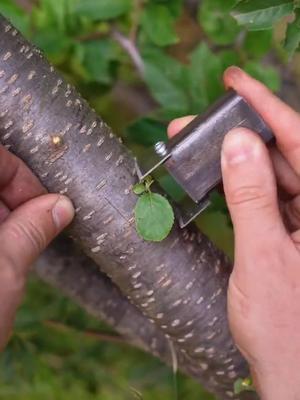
[
  {"left": 52, "top": 196, "right": 75, "bottom": 229},
  {"left": 222, "top": 129, "right": 258, "bottom": 167},
  {"left": 224, "top": 66, "right": 243, "bottom": 87}
]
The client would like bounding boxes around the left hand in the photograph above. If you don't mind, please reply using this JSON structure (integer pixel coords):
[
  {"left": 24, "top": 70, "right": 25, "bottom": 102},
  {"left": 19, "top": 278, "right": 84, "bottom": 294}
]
[{"left": 0, "top": 145, "right": 74, "bottom": 350}]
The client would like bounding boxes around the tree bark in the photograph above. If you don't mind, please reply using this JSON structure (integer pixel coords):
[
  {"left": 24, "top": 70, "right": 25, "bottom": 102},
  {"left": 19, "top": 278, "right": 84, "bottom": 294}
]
[{"left": 0, "top": 15, "right": 256, "bottom": 399}]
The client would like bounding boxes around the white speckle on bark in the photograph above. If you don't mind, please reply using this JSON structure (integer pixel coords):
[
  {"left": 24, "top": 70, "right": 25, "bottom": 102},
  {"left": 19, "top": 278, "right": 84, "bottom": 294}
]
[
  {"left": 194, "top": 347, "right": 204, "bottom": 353},
  {"left": 223, "top": 358, "right": 232, "bottom": 364},
  {"left": 22, "top": 120, "right": 34, "bottom": 133},
  {"left": 133, "top": 283, "right": 142, "bottom": 289},
  {"left": 208, "top": 316, "right": 218, "bottom": 327},
  {"left": 185, "top": 280, "right": 195, "bottom": 290},
  {"left": 186, "top": 319, "right": 194, "bottom": 327},
  {"left": 146, "top": 290, "right": 154, "bottom": 296},
  {"left": 170, "top": 237, "right": 179, "bottom": 249},
  {"left": 132, "top": 271, "right": 141, "bottom": 279},
  {"left": 91, "top": 246, "right": 101, "bottom": 253},
  {"left": 4, "top": 25, "right": 11, "bottom": 33},
  {"left": 0, "top": 109, "right": 8, "bottom": 117},
  {"left": 0, "top": 70, "right": 5, "bottom": 78},
  {"left": 206, "top": 303, "right": 212, "bottom": 310},
  {"left": 207, "top": 332, "right": 216, "bottom": 340},
  {"left": 66, "top": 100, "right": 72, "bottom": 107},
  {"left": 3, "top": 52, "right": 11, "bottom": 61},
  {"left": 103, "top": 216, "right": 114, "bottom": 225},
  {"left": 155, "top": 263, "right": 165, "bottom": 272},
  {"left": 225, "top": 392, "right": 234, "bottom": 398},
  {"left": 184, "top": 332, "right": 194, "bottom": 339},
  {"left": 171, "top": 319, "right": 180, "bottom": 327},
  {"left": 27, "top": 70, "right": 36, "bottom": 80},
  {"left": 3, "top": 132, "right": 12, "bottom": 140},
  {"left": 156, "top": 313, "right": 164, "bottom": 319},
  {"left": 0, "top": 86, "right": 8, "bottom": 94},
  {"left": 196, "top": 296, "right": 204, "bottom": 305},
  {"left": 200, "top": 363, "right": 208, "bottom": 371},
  {"left": 30, "top": 145, "right": 39, "bottom": 154},
  {"left": 12, "top": 87, "right": 21, "bottom": 96},
  {"left": 116, "top": 155, "right": 124, "bottom": 166},
  {"left": 12, "top": 29, "right": 18, "bottom": 36},
  {"left": 83, "top": 210, "right": 96, "bottom": 221},
  {"left": 105, "top": 152, "right": 113, "bottom": 161},
  {"left": 97, "top": 136, "right": 105, "bottom": 147},
  {"left": 228, "top": 371, "right": 237, "bottom": 379},
  {"left": 172, "top": 299, "right": 182, "bottom": 307},
  {"left": 26, "top": 52, "right": 33, "bottom": 59},
  {"left": 83, "top": 143, "right": 91, "bottom": 153},
  {"left": 59, "top": 188, "right": 68, "bottom": 194},
  {"left": 4, "top": 120, "right": 13, "bottom": 130},
  {"left": 7, "top": 73, "right": 18, "bottom": 84},
  {"left": 216, "top": 371, "right": 224, "bottom": 376},
  {"left": 128, "top": 264, "right": 137, "bottom": 271},
  {"left": 96, "top": 179, "right": 107, "bottom": 190},
  {"left": 148, "top": 297, "right": 155, "bottom": 303},
  {"left": 161, "top": 278, "right": 172, "bottom": 288}
]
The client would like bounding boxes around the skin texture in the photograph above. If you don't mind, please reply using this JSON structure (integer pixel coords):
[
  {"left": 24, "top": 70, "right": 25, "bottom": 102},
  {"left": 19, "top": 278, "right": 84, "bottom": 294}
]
[
  {"left": 0, "top": 145, "right": 74, "bottom": 350},
  {"left": 170, "top": 67, "right": 300, "bottom": 400}
]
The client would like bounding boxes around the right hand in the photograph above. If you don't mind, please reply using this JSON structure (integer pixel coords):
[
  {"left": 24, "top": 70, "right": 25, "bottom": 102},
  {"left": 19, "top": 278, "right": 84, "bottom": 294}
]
[{"left": 168, "top": 67, "right": 300, "bottom": 400}]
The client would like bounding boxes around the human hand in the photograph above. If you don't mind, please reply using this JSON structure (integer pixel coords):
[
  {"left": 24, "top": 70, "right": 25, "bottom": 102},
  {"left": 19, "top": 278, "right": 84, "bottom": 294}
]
[
  {"left": 168, "top": 67, "right": 300, "bottom": 400},
  {"left": 0, "top": 145, "right": 74, "bottom": 350}
]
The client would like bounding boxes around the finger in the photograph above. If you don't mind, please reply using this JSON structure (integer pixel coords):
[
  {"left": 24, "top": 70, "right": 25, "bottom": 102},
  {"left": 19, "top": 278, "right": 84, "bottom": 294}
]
[
  {"left": 0, "top": 194, "right": 74, "bottom": 349},
  {"left": 0, "top": 200, "right": 10, "bottom": 223},
  {"left": 270, "top": 147, "right": 300, "bottom": 196},
  {"left": 0, "top": 145, "right": 46, "bottom": 209},
  {"left": 223, "top": 66, "right": 300, "bottom": 175},
  {"left": 167, "top": 116, "right": 195, "bottom": 138},
  {"left": 221, "top": 128, "right": 286, "bottom": 258}
]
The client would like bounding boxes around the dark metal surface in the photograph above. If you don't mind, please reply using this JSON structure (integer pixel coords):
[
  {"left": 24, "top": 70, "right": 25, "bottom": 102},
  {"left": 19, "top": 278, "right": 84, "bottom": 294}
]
[{"left": 164, "top": 89, "right": 273, "bottom": 203}]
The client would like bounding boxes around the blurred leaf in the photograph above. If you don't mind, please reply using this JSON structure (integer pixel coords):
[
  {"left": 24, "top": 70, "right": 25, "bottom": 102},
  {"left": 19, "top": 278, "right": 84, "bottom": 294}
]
[
  {"left": 284, "top": 7, "right": 300, "bottom": 56},
  {"left": 141, "top": 4, "right": 179, "bottom": 47},
  {"left": 74, "top": 0, "right": 131, "bottom": 21},
  {"left": 244, "top": 61, "right": 280, "bottom": 91},
  {"left": 244, "top": 30, "right": 273, "bottom": 58},
  {"left": 199, "top": 0, "right": 240, "bottom": 45},
  {"left": 135, "top": 192, "right": 174, "bottom": 241},
  {"left": 143, "top": 48, "right": 190, "bottom": 115},
  {"left": 81, "top": 39, "right": 118, "bottom": 84},
  {"left": 187, "top": 43, "right": 223, "bottom": 113},
  {"left": 234, "top": 377, "right": 255, "bottom": 394},
  {"left": 232, "top": 0, "right": 294, "bottom": 30},
  {"left": 0, "top": 0, "right": 29, "bottom": 34},
  {"left": 126, "top": 118, "right": 167, "bottom": 146},
  {"left": 150, "top": 0, "right": 184, "bottom": 17}
]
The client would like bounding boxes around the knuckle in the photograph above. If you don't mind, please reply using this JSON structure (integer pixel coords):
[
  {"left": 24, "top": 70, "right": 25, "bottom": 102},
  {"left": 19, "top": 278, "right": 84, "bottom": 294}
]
[
  {"left": 227, "top": 185, "right": 272, "bottom": 210},
  {"left": 7, "top": 220, "right": 47, "bottom": 255}
]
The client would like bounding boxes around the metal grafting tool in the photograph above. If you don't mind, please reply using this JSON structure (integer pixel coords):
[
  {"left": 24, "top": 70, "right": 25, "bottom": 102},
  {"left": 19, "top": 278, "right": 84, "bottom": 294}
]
[{"left": 138, "top": 89, "right": 274, "bottom": 228}]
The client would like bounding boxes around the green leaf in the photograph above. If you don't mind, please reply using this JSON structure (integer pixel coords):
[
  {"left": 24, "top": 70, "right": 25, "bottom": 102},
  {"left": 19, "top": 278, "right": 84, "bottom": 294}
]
[
  {"left": 199, "top": 0, "right": 240, "bottom": 45},
  {"left": 234, "top": 377, "right": 255, "bottom": 394},
  {"left": 141, "top": 4, "right": 179, "bottom": 47},
  {"left": 126, "top": 118, "right": 167, "bottom": 146},
  {"left": 232, "top": 0, "right": 294, "bottom": 30},
  {"left": 74, "top": 0, "right": 131, "bottom": 21},
  {"left": 143, "top": 48, "right": 190, "bottom": 115},
  {"left": 244, "top": 61, "right": 280, "bottom": 92},
  {"left": 133, "top": 183, "right": 146, "bottom": 195},
  {"left": 244, "top": 30, "right": 273, "bottom": 58},
  {"left": 187, "top": 43, "right": 223, "bottom": 113},
  {"left": 284, "top": 8, "right": 300, "bottom": 56},
  {"left": 135, "top": 193, "right": 174, "bottom": 242},
  {"left": 82, "top": 39, "right": 118, "bottom": 84}
]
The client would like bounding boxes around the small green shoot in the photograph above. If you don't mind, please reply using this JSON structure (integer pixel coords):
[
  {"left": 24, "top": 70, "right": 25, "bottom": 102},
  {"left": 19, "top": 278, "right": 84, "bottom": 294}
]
[
  {"left": 133, "top": 177, "right": 174, "bottom": 242},
  {"left": 234, "top": 377, "right": 255, "bottom": 395}
]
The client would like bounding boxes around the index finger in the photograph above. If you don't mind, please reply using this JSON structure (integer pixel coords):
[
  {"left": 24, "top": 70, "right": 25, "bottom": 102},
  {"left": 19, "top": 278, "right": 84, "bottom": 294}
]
[
  {"left": 224, "top": 66, "right": 300, "bottom": 175},
  {"left": 0, "top": 145, "right": 46, "bottom": 209}
]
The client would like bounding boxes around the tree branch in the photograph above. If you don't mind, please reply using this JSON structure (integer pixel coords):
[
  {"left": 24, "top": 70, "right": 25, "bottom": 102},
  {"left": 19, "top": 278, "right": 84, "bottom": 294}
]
[{"left": 0, "top": 15, "right": 255, "bottom": 399}]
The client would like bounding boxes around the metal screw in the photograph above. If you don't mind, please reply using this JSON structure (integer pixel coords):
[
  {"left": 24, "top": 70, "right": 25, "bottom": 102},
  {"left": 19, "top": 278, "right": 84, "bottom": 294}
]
[{"left": 154, "top": 141, "right": 168, "bottom": 157}]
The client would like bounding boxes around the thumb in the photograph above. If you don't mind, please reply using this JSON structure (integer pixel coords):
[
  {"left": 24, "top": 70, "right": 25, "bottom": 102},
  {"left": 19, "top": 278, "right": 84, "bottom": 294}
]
[
  {"left": 221, "top": 128, "right": 285, "bottom": 251},
  {"left": 0, "top": 194, "right": 74, "bottom": 271},
  {"left": 0, "top": 194, "right": 74, "bottom": 349}
]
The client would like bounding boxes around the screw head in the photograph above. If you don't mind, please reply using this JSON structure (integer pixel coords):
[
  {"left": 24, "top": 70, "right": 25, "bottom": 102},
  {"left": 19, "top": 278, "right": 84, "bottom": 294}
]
[{"left": 154, "top": 141, "right": 168, "bottom": 157}]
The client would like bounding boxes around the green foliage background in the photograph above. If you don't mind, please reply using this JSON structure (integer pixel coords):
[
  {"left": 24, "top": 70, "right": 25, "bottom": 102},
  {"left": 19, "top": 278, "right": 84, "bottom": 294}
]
[{"left": 0, "top": 0, "right": 299, "bottom": 399}]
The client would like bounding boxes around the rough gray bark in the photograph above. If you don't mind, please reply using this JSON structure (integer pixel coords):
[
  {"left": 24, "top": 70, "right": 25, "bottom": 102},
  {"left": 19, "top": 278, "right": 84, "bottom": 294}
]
[
  {"left": 35, "top": 237, "right": 173, "bottom": 361},
  {"left": 0, "top": 15, "right": 256, "bottom": 399}
]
